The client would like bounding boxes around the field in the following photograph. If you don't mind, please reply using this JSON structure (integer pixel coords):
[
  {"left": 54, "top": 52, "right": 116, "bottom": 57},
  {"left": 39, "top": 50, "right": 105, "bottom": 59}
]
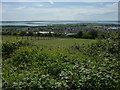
[{"left": 2, "top": 35, "right": 96, "bottom": 49}]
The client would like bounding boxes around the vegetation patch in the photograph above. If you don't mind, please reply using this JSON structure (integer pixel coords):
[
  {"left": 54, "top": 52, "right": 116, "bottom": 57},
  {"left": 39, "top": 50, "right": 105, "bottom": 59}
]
[{"left": 2, "top": 38, "right": 120, "bottom": 89}]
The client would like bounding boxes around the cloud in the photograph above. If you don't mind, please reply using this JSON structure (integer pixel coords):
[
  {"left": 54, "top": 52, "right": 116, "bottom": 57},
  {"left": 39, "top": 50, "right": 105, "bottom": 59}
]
[
  {"left": 106, "top": 2, "right": 118, "bottom": 8},
  {"left": 2, "top": 2, "right": 118, "bottom": 21},
  {"left": 1, "top": 0, "right": 120, "bottom": 2},
  {"left": 49, "top": 0, "right": 54, "bottom": 4},
  {"left": 36, "top": 4, "right": 44, "bottom": 7},
  {"left": 15, "top": 6, "right": 26, "bottom": 10}
]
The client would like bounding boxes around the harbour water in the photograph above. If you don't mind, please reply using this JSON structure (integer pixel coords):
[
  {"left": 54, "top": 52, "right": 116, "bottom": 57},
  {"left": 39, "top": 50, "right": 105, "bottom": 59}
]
[{"left": 0, "top": 21, "right": 119, "bottom": 26}]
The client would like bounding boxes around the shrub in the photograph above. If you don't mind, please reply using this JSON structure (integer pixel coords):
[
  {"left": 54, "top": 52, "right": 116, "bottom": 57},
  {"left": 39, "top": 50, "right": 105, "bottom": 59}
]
[{"left": 2, "top": 40, "right": 29, "bottom": 59}]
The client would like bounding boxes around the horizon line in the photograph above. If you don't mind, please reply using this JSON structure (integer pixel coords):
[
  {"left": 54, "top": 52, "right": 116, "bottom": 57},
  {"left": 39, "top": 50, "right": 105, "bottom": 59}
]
[{"left": 1, "top": 20, "right": 119, "bottom": 22}]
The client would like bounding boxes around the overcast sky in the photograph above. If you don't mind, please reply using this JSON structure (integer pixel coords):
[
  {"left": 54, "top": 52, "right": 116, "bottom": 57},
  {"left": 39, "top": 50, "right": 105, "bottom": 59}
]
[{"left": 1, "top": 2, "right": 118, "bottom": 21}]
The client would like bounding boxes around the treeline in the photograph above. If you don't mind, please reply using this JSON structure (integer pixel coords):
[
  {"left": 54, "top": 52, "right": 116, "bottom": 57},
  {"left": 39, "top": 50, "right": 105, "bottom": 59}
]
[
  {"left": 68, "top": 30, "right": 120, "bottom": 39},
  {"left": 1, "top": 31, "right": 66, "bottom": 38},
  {"left": 1, "top": 30, "right": 120, "bottom": 39}
]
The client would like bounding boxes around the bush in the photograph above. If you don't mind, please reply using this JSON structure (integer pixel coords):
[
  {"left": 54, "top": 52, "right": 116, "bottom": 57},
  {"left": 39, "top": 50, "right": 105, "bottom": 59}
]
[
  {"left": 2, "top": 40, "right": 29, "bottom": 59},
  {"left": 76, "top": 31, "right": 83, "bottom": 38}
]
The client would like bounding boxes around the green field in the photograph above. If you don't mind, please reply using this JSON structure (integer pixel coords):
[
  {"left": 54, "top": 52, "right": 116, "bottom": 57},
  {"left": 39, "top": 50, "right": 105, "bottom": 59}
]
[{"left": 2, "top": 35, "right": 96, "bottom": 49}]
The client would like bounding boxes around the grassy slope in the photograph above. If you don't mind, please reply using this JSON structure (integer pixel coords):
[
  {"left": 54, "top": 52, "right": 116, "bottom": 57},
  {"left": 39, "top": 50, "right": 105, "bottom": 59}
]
[{"left": 2, "top": 35, "right": 120, "bottom": 89}]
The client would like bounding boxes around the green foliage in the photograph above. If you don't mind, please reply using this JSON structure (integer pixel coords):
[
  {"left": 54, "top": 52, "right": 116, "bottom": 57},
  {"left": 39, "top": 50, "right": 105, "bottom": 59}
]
[
  {"left": 88, "top": 30, "right": 98, "bottom": 39},
  {"left": 76, "top": 31, "right": 83, "bottom": 38},
  {"left": 19, "top": 31, "right": 27, "bottom": 36},
  {"left": 2, "top": 38, "right": 120, "bottom": 89},
  {"left": 2, "top": 24, "right": 120, "bottom": 39},
  {"left": 2, "top": 40, "right": 29, "bottom": 59},
  {"left": 27, "top": 31, "right": 34, "bottom": 36},
  {"left": 81, "top": 30, "right": 98, "bottom": 39}
]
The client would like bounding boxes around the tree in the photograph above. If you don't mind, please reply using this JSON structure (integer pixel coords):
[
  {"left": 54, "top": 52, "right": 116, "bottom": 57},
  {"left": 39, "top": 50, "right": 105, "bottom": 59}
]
[
  {"left": 76, "top": 31, "right": 83, "bottom": 38},
  {"left": 27, "top": 31, "right": 33, "bottom": 36},
  {"left": 19, "top": 31, "right": 27, "bottom": 36},
  {"left": 88, "top": 30, "right": 98, "bottom": 39}
]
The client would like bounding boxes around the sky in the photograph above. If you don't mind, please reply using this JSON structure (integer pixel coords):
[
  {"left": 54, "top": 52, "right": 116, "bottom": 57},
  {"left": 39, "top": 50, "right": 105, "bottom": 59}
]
[
  {"left": 1, "top": 2, "right": 118, "bottom": 21},
  {"left": 1, "top": 0, "right": 120, "bottom": 2}
]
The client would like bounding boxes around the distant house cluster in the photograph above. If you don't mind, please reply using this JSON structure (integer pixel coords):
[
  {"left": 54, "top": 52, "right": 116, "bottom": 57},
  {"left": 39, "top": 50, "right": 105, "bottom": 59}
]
[{"left": 1, "top": 25, "right": 120, "bottom": 35}]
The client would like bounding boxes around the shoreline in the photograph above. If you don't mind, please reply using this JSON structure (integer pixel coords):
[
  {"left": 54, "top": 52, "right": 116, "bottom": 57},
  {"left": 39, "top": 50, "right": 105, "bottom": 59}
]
[{"left": 0, "top": 21, "right": 120, "bottom": 27}]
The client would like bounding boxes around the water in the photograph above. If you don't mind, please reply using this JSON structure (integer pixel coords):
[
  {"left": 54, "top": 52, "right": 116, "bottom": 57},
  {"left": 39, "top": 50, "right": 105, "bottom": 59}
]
[{"left": 0, "top": 21, "right": 119, "bottom": 26}]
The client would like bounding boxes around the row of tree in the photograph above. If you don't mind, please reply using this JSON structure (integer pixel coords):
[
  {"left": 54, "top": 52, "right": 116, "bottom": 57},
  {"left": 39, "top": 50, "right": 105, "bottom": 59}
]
[
  {"left": 69, "top": 30, "right": 120, "bottom": 39},
  {"left": 1, "top": 30, "right": 120, "bottom": 39},
  {"left": 1, "top": 31, "right": 66, "bottom": 37}
]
